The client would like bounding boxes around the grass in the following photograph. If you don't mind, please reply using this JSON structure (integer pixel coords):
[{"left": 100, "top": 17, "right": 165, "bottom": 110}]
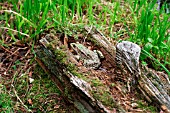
[
  {"left": 128, "top": 0, "right": 170, "bottom": 75},
  {"left": 137, "top": 100, "right": 157, "bottom": 112},
  {"left": 0, "top": 85, "right": 13, "bottom": 113},
  {"left": 0, "top": 0, "right": 170, "bottom": 112},
  {"left": 1, "top": 0, "right": 53, "bottom": 40}
]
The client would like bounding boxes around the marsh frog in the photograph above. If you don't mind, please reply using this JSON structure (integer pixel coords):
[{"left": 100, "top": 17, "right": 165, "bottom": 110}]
[{"left": 70, "top": 43, "right": 102, "bottom": 69}]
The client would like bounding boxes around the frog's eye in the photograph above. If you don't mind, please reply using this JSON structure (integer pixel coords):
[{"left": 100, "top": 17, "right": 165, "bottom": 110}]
[{"left": 71, "top": 43, "right": 76, "bottom": 47}]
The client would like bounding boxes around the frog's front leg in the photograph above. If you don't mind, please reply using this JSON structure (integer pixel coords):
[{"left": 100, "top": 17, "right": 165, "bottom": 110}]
[{"left": 83, "top": 59, "right": 101, "bottom": 69}]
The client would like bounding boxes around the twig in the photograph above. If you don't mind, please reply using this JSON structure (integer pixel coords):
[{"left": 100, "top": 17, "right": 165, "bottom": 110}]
[
  {"left": 0, "top": 45, "right": 20, "bottom": 57},
  {"left": 0, "top": 27, "right": 30, "bottom": 37},
  {"left": 3, "top": 48, "right": 20, "bottom": 62},
  {"left": 83, "top": 25, "right": 93, "bottom": 43},
  {"left": 11, "top": 84, "right": 33, "bottom": 113},
  {"left": 4, "top": 55, "right": 17, "bottom": 75}
]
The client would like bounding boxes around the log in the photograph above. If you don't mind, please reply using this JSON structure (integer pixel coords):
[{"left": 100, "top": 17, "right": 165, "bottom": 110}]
[
  {"left": 35, "top": 35, "right": 125, "bottom": 113},
  {"left": 36, "top": 26, "right": 170, "bottom": 113},
  {"left": 85, "top": 26, "right": 170, "bottom": 112},
  {"left": 138, "top": 66, "right": 170, "bottom": 111}
]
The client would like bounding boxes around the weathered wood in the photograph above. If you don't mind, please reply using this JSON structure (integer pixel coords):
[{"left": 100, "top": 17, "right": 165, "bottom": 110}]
[
  {"left": 36, "top": 26, "right": 170, "bottom": 112},
  {"left": 85, "top": 26, "right": 170, "bottom": 112},
  {"left": 138, "top": 66, "right": 170, "bottom": 111},
  {"left": 36, "top": 47, "right": 110, "bottom": 113},
  {"left": 84, "top": 26, "right": 116, "bottom": 61},
  {"left": 36, "top": 36, "right": 125, "bottom": 113}
]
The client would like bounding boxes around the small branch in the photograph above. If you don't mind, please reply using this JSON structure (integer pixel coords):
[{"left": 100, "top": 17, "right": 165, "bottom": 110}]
[
  {"left": 0, "top": 27, "right": 30, "bottom": 37},
  {"left": 11, "top": 84, "right": 33, "bottom": 113},
  {"left": 83, "top": 25, "right": 93, "bottom": 43}
]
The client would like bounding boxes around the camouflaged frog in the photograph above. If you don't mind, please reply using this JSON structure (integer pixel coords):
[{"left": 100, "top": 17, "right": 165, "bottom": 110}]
[{"left": 70, "top": 43, "right": 103, "bottom": 69}]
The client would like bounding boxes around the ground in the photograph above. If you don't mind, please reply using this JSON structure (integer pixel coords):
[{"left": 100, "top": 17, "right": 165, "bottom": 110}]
[
  {"left": 0, "top": 0, "right": 169, "bottom": 112},
  {"left": 0, "top": 28, "right": 157, "bottom": 113}
]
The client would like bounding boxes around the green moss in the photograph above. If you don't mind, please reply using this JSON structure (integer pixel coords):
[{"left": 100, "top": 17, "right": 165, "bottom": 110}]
[
  {"left": 54, "top": 49, "right": 67, "bottom": 63},
  {"left": 0, "top": 87, "right": 13, "bottom": 113},
  {"left": 26, "top": 65, "right": 62, "bottom": 111},
  {"left": 92, "top": 87, "right": 116, "bottom": 109},
  {"left": 67, "top": 63, "right": 76, "bottom": 72},
  {"left": 137, "top": 101, "right": 157, "bottom": 113},
  {"left": 86, "top": 37, "right": 100, "bottom": 46},
  {"left": 91, "top": 78, "right": 103, "bottom": 87}
]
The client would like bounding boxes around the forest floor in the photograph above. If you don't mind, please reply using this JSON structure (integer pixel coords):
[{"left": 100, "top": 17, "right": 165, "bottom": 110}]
[
  {"left": 0, "top": 36, "right": 77, "bottom": 112},
  {"left": 0, "top": 28, "right": 157, "bottom": 113},
  {"left": 0, "top": 0, "right": 169, "bottom": 113}
]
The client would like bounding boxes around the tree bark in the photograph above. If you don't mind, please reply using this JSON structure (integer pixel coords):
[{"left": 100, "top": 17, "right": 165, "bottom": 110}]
[
  {"left": 36, "top": 36, "right": 125, "bottom": 113},
  {"left": 36, "top": 26, "right": 170, "bottom": 113},
  {"left": 85, "top": 26, "right": 170, "bottom": 112}
]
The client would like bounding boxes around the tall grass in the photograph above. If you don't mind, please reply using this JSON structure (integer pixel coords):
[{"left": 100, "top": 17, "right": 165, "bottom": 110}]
[
  {"left": 1, "top": 0, "right": 96, "bottom": 41},
  {"left": 129, "top": 0, "right": 170, "bottom": 75},
  {"left": 1, "top": 0, "right": 169, "bottom": 74},
  {"left": 2, "top": 0, "right": 54, "bottom": 40}
]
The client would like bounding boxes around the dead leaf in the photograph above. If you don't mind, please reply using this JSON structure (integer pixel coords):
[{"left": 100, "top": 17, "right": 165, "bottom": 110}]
[
  {"left": 28, "top": 99, "right": 33, "bottom": 105},
  {"left": 28, "top": 71, "right": 32, "bottom": 77},
  {"left": 54, "top": 104, "right": 60, "bottom": 109},
  {"left": 64, "top": 34, "right": 68, "bottom": 47},
  {"left": 77, "top": 60, "right": 83, "bottom": 66}
]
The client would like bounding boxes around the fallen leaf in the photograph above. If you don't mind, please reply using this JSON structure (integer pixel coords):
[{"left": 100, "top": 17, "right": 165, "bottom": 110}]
[
  {"left": 54, "top": 104, "right": 60, "bottom": 109},
  {"left": 29, "top": 78, "right": 34, "bottom": 83},
  {"left": 64, "top": 34, "right": 68, "bottom": 47},
  {"left": 29, "top": 71, "right": 32, "bottom": 77},
  {"left": 28, "top": 99, "right": 33, "bottom": 105}
]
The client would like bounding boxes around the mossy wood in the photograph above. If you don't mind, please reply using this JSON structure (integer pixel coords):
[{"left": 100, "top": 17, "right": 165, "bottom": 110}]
[
  {"left": 36, "top": 26, "right": 170, "bottom": 112},
  {"left": 35, "top": 35, "right": 125, "bottom": 112},
  {"left": 36, "top": 47, "right": 112, "bottom": 113}
]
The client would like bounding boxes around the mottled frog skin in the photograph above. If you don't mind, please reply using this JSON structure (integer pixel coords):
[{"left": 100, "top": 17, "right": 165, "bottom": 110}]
[{"left": 70, "top": 43, "right": 101, "bottom": 69}]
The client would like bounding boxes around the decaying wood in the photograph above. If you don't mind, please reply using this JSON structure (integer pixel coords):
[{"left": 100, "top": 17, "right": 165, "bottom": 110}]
[
  {"left": 85, "top": 26, "right": 170, "bottom": 112},
  {"left": 84, "top": 26, "right": 116, "bottom": 62},
  {"left": 36, "top": 47, "right": 109, "bottom": 113},
  {"left": 138, "top": 66, "right": 170, "bottom": 111},
  {"left": 36, "top": 37, "right": 125, "bottom": 113},
  {"left": 36, "top": 26, "right": 170, "bottom": 112}
]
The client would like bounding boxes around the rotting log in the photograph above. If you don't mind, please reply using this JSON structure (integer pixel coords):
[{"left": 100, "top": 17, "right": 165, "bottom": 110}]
[
  {"left": 36, "top": 47, "right": 110, "bottom": 113},
  {"left": 84, "top": 26, "right": 116, "bottom": 62},
  {"left": 36, "top": 26, "right": 170, "bottom": 112},
  {"left": 85, "top": 26, "right": 170, "bottom": 112},
  {"left": 138, "top": 66, "right": 170, "bottom": 111},
  {"left": 35, "top": 36, "right": 125, "bottom": 113}
]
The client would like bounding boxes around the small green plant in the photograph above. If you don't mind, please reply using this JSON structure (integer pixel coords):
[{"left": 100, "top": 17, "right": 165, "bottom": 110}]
[
  {"left": 137, "top": 100, "right": 157, "bottom": 112},
  {"left": 0, "top": 85, "right": 13, "bottom": 113}
]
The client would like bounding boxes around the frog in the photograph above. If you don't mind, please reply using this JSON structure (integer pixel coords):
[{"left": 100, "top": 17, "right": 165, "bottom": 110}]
[{"left": 70, "top": 43, "right": 103, "bottom": 69}]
